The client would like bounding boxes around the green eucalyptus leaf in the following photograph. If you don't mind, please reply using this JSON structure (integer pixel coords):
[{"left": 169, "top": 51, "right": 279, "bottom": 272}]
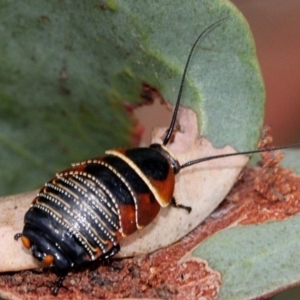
[
  {"left": 0, "top": 0, "right": 264, "bottom": 198},
  {"left": 281, "top": 150, "right": 300, "bottom": 174},
  {"left": 193, "top": 215, "right": 300, "bottom": 300}
]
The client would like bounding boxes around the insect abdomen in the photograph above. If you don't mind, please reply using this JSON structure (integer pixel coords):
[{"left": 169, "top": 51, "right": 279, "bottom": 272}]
[{"left": 21, "top": 146, "right": 175, "bottom": 271}]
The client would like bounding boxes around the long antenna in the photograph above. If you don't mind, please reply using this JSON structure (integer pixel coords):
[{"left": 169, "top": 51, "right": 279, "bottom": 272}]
[
  {"left": 180, "top": 143, "right": 300, "bottom": 170},
  {"left": 163, "top": 16, "right": 229, "bottom": 146}
]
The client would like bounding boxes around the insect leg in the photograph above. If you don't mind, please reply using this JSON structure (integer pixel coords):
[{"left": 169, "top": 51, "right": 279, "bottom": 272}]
[
  {"left": 52, "top": 275, "right": 66, "bottom": 296},
  {"left": 170, "top": 197, "right": 192, "bottom": 213},
  {"left": 14, "top": 233, "right": 22, "bottom": 240},
  {"left": 101, "top": 244, "right": 120, "bottom": 261}
]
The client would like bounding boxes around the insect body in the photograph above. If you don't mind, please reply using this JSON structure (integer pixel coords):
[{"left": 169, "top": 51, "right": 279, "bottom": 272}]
[
  {"left": 15, "top": 144, "right": 184, "bottom": 288},
  {"left": 14, "top": 17, "right": 300, "bottom": 295}
]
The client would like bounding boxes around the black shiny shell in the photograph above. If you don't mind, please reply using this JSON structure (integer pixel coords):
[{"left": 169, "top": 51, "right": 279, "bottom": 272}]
[{"left": 21, "top": 145, "right": 176, "bottom": 273}]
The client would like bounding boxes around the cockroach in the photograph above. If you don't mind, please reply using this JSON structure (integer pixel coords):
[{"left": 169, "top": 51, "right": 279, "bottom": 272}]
[{"left": 14, "top": 17, "right": 300, "bottom": 295}]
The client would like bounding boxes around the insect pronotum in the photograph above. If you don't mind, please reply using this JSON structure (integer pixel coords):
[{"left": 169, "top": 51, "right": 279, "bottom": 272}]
[{"left": 14, "top": 17, "right": 300, "bottom": 295}]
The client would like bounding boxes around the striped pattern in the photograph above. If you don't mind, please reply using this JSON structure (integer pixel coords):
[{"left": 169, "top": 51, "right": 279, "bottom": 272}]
[
  {"left": 32, "top": 165, "right": 121, "bottom": 260},
  {"left": 26, "top": 146, "right": 173, "bottom": 263}
]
